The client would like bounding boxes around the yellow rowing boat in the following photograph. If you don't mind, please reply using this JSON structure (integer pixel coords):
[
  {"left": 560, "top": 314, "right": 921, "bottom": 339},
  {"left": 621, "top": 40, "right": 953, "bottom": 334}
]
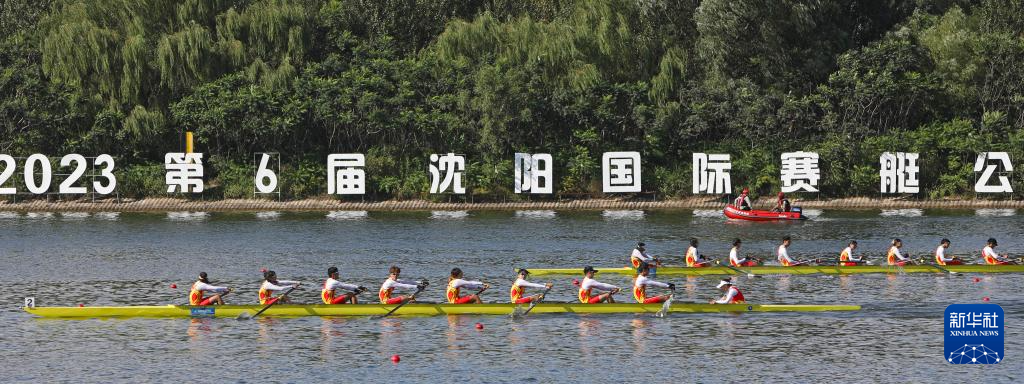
[{"left": 524, "top": 264, "right": 1024, "bottom": 276}]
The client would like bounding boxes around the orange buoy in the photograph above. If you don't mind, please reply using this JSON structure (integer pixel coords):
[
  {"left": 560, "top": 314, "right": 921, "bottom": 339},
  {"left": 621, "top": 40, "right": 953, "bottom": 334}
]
[{"left": 391, "top": 355, "right": 400, "bottom": 363}]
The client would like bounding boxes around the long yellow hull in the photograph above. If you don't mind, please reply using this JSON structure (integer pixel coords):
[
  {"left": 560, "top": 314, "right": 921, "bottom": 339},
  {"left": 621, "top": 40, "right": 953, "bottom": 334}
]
[
  {"left": 525, "top": 264, "right": 1024, "bottom": 276},
  {"left": 23, "top": 302, "right": 860, "bottom": 318}
]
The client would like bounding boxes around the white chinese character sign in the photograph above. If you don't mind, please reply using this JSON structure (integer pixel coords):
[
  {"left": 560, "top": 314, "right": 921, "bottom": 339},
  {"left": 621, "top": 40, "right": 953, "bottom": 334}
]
[
  {"left": 879, "top": 152, "right": 920, "bottom": 194},
  {"left": 165, "top": 152, "right": 204, "bottom": 193},
  {"left": 780, "top": 151, "right": 819, "bottom": 192},
  {"left": 514, "top": 153, "right": 553, "bottom": 194},
  {"left": 429, "top": 153, "right": 466, "bottom": 194},
  {"left": 974, "top": 152, "right": 1013, "bottom": 193},
  {"left": 327, "top": 154, "right": 366, "bottom": 195},
  {"left": 692, "top": 153, "right": 731, "bottom": 194},
  {"left": 602, "top": 152, "right": 641, "bottom": 193}
]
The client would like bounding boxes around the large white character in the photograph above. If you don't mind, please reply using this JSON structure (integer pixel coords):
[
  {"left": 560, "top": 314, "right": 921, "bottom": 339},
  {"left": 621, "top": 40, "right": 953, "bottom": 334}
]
[
  {"left": 974, "top": 152, "right": 1013, "bottom": 193},
  {"left": 602, "top": 152, "right": 641, "bottom": 193},
  {"left": 879, "top": 152, "right": 920, "bottom": 194},
  {"left": 165, "top": 152, "right": 204, "bottom": 193},
  {"left": 692, "top": 153, "right": 731, "bottom": 194},
  {"left": 429, "top": 153, "right": 465, "bottom": 194},
  {"left": 254, "top": 153, "right": 279, "bottom": 195},
  {"left": 327, "top": 154, "right": 365, "bottom": 195},
  {"left": 515, "top": 153, "right": 553, "bottom": 194},
  {"left": 780, "top": 151, "right": 819, "bottom": 193}
]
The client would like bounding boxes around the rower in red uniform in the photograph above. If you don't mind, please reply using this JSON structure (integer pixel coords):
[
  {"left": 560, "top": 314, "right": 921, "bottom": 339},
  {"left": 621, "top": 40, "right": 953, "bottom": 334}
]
[
  {"left": 577, "top": 266, "right": 620, "bottom": 303},
  {"left": 777, "top": 236, "right": 808, "bottom": 266},
  {"left": 710, "top": 278, "right": 745, "bottom": 304},
  {"left": 934, "top": 239, "right": 963, "bottom": 266},
  {"left": 685, "top": 238, "right": 711, "bottom": 267},
  {"left": 839, "top": 240, "right": 864, "bottom": 266},
  {"left": 630, "top": 242, "right": 659, "bottom": 274},
  {"left": 258, "top": 270, "right": 300, "bottom": 305},
  {"left": 729, "top": 238, "right": 759, "bottom": 267},
  {"left": 189, "top": 272, "right": 230, "bottom": 305},
  {"left": 982, "top": 238, "right": 1014, "bottom": 265},
  {"left": 886, "top": 238, "right": 913, "bottom": 266},
  {"left": 321, "top": 266, "right": 367, "bottom": 304},
  {"left": 446, "top": 268, "right": 489, "bottom": 304},
  {"left": 632, "top": 263, "right": 674, "bottom": 304},
  {"left": 510, "top": 269, "right": 552, "bottom": 304},
  {"left": 379, "top": 266, "right": 426, "bottom": 304}
]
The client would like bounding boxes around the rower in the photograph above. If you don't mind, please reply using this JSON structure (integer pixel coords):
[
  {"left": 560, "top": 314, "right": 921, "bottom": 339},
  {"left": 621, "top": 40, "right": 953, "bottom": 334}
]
[
  {"left": 734, "top": 188, "right": 752, "bottom": 210},
  {"left": 729, "top": 238, "right": 758, "bottom": 267},
  {"left": 259, "top": 270, "right": 300, "bottom": 305},
  {"left": 982, "top": 238, "right": 1014, "bottom": 265},
  {"left": 321, "top": 267, "right": 367, "bottom": 304},
  {"left": 632, "top": 263, "right": 674, "bottom": 304},
  {"left": 709, "top": 278, "right": 745, "bottom": 304},
  {"left": 510, "top": 269, "right": 552, "bottom": 304},
  {"left": 630, "top": 242, "right": 659, "bottom": 273},
  {"left": 934, "top": 239, "right": 963, "bottom": 266},
  {"left": 446, "top": 268, "right": 489, "bottom": 304},
  {"left": 189, "top": 272, "right": 230, "bottom": 306},
  {"left": 839, "top": 240, "right": 865, "bottom": 266},
  {"left": 577, "top": 266, "right": 620, "bottom": 303},
  {"left": 379, "top": 266, "right": 426, "bottom": 304},
  {"left": 886, "top": 238, "right": 913, "bottom": 266},
  {"left": 777, "top": 236, "right": 807, "bottom": 266},
  {"left": 685, "top": 238, "right": 711, "bottom": 267}
]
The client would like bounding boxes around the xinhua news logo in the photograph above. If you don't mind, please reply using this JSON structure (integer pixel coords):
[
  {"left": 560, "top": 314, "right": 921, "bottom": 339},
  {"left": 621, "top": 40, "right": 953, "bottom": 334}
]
[{"left": 945, "top": 304, "right": 1004, "bottom": 364}]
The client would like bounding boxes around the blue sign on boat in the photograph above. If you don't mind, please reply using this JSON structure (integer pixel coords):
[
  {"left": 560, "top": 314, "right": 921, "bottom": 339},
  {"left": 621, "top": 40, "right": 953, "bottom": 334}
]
[{"left": 190, "top": 307, "right": 216, "bottom": 318}]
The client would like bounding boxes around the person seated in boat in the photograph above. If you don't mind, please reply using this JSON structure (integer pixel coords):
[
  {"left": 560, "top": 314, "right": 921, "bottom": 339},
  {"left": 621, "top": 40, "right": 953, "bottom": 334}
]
[
  {"left": 709, "top": 278, "right": 745, "bottom": 304},
  {"left": 576, "top": 266, "right": 620, "bottom": 303},
  {"left": 189, "top": 272, "right": 230, "bottom": 306},
  {"left": 839, "top": 240, "right": 866, "bottom": 266},
  {"left": 633, "top": 263, "right": 674, "bottom": 304},
  {"left": 685, "top": 238, "right": 711, "bottom": 267},
  {"left": 510, "top": 268, "right": 552, "bottom": 304},
  {"left": 777, "top": 236, "right": 808, "bottom": 266},
  {"left": 770, "top": 192, "right": 791, "bottom": 212},
  {"left": 259, "top": 270, "right": 300, "bottom": 305},
  {"left": 446, "top": 268, "right": 489, "bottom": 304},
  {"left": 886, "top": 238, "right": 914, "bottom": 266},
  {"left": 380, "top": 265, "right": 426, "bottom": 304},
  {"left": 733, "top": 188, "right": 752, "bottom": 210},
  {"left": 630, "top": 242, "right": 659, "bottom": 273},
  {"left": 729, "top": 238, "right": 759, "bottom": 267},
  {"left": 934, "top": 239, "right": 963, "bottom": 266},
  {"left": 982, "top": 238, "right": 1014, "bottom": 265},
  {"left": 321, "top": 266, "right": 367, "bottom": 304}
]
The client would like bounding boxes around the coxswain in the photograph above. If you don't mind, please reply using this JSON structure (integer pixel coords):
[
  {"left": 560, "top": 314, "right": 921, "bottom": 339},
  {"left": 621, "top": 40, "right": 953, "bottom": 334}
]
[
  {"left": 446, "top": 268, "right": 489, "bottom": 304},
  {"left": 710, "top": 278, "right": 745, "bottom": 304},
  {"left": 729, "top": 238, "right": 759, "bottom": 267},
  {"left": 777, "top": 236, "right": 808, "bottom": 266},
  {"left": 982, "top": 238, "right": 1014, "bottom": 265},
  {"left": 771, "top": 192, "right": 791, "bottom": 212},
  {"left": 258, "top": 270, "right": 300, "bottom": 305},
  {"left": 510, "top": 269, "right": 552, "bottom": 304},
  {"left": 576, "top": 266, "right": 620, "bottom": 303},
  {"left": 630, "top": 242, "right": 659, "bottom": 273},
  {"left": 321, "top": 267, "right": 366, "bottom": 304},
  {"left": 633, "top": 263, "right": 674, "bottom": 304},
  {"left": 189, "top": 272, "right": 230, "bottom": 305},
  {"left": 733, "top": 188, "right": 752, "bottom": 210},
  {"left": 839, "top": 240, "right": 865, "bottom": 266},
  {"left": 379, "top": 266, "right": 425, "bottom": 304},
  {"left": 685, "top": 238, "right": 711, "bottom": 267},
  {"left": 886, "top": 238, "right": 913, "bottom": 266},
  {"left": 934, "top": 239, "right": 962, "bottom": 266}
]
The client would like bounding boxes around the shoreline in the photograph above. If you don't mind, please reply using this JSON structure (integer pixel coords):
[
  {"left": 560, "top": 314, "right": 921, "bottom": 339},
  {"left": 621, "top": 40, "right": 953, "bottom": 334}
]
[{"left": 1, "top": 197, "right": 1022, "bottom": 212}]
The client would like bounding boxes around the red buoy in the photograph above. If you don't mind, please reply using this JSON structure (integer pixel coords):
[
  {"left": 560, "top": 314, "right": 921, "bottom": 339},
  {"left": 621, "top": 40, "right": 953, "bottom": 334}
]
[
  {"left": 475, "top": 322, "right": 484, "bottom": 330},
  {"left": 78, "top": 304, "right": 84, "bottom": 307},
  {"left": 170, "top": 283, "right": 177, "bottom": 289},
  {"left": 973, "top": 278, "right": 981, "bottom": 283},
  {"left": 983, "top": 297, "right": 991, "bottom": 302},
  {"left": 260, "top": 268, "right": 267, "bottom": 273},
  {"left": 391, "top": 354, "right": 400, "bottom": 363}
]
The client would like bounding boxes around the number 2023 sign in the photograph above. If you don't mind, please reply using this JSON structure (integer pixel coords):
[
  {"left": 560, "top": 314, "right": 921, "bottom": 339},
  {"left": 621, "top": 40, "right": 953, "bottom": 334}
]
[{"left": 0, "top": 154, "right": 116, "bottom": 195}]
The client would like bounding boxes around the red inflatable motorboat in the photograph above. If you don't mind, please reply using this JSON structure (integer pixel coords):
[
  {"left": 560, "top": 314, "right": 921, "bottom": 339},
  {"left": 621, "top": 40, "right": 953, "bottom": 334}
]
[{"left": 723, "top": 204, "right": 807, "bottom": 221}]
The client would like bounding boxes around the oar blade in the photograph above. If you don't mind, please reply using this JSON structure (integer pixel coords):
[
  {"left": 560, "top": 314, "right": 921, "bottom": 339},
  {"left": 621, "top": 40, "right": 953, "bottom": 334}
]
[
  {"left": 236, "top": 311, "right": 252, "bottom": 321},
  {"left": 654, "top": 294, "right": 674, "bottom": 318}
]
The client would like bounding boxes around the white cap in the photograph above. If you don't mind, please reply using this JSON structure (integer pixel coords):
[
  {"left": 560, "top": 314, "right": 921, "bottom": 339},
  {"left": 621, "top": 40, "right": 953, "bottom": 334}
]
[{"left": 716, "top": 278, "right": 733, "bottom": 288}]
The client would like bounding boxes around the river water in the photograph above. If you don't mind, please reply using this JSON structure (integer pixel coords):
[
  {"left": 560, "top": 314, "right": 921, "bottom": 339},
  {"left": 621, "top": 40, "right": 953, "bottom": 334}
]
[{"left": 0, "top": 209, "right": 1021, "bottom": 383}]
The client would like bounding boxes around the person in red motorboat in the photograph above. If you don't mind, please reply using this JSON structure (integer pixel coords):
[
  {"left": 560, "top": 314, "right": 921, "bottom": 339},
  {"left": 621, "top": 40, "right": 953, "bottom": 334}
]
[
  {"left": 770, "top": 192, "right": 791, "bottom": 212},
  {"left": 733, "top": 188, "right": 752, "bottom": 210}
]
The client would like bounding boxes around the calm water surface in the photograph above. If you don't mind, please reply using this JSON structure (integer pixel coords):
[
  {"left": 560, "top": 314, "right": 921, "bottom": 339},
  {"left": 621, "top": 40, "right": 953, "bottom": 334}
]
[{"left": 0, "top": 209, "right": 1021, "bottom": 383}]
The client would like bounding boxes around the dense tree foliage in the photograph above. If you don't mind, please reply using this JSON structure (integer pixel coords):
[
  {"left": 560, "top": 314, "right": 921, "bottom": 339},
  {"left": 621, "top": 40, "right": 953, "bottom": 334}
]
[{"left": 1, "top": 0, "right": 1022, "bottom": 200}]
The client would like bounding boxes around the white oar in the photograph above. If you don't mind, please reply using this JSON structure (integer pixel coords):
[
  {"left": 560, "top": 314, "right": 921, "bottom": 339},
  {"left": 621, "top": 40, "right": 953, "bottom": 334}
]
[
  {"left": 715, "top": 259, "right": 756, "bottom": 278},
  {"left": 654, "top": 291, "right": 675, "bottom": 318}
]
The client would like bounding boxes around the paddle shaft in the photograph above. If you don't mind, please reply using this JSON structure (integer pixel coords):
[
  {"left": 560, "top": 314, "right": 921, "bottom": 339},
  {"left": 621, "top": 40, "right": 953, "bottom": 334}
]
[
  {"left": 251, "top": 285, "right": 298, "bottom": 319},
  {"left": 520, "top": 286, "right": 553, "bottom": 317},
  {"left": 373, "top": 285, "right": 426, "bottom": 319}
]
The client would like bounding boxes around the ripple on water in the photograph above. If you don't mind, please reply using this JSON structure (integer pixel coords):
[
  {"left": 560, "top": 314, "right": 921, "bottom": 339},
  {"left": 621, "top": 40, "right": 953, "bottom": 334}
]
[
  {"left": 975, "top": 208, "right": 1016, "bottom": 217},
  {"left": 514, "top": 210, "right": 556, "bottom": 219},
  {"left": 255, "top": 211, "right": 281, "bottom": 220},
  {"left": 880, "top": 209, "right": 923, "bottom": 217},
  {"left": 94, "top": 212, "right": 119, "bottom": 220},
  {"left": 24, "top": 212, "right": 54, "bottom": 219},
  {"left": 431, "top": 210, "right": 468, "bottom": 219},
  {"left": 692, "top": 209, "right": 720, "bottom": 218},
  {"left": 0, "top": 211, "right": 19, "bottom": 219},
  {"left": 602, "top": 210, "right": 644, "bottom": 220},
  {"left": 327, "top": 210, "right": 369, "bottom": 220},
  {"left": 166, "top": 211, "right": 209, "bottom": 221},
  {"left": 60, "top": 212, "right": 90, "bottom": 220}
]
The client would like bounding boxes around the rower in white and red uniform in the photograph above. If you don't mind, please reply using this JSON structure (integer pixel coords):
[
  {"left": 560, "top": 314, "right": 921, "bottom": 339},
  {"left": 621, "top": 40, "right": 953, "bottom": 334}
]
[
  {"left": 510, "top": 269, "right": 552, "bottom": 304},
  {"left": 839, "top": 240, "right": 865, "bottom": 266},
  {"left": 729, "top": 238, "right": 759, "bottom": 267},
  {"left": 258, "top": 270, "right": 300, "bottom": 305},
  {"left": 632, "top": 263, "right": 674, "bottom": 304},
  {"left": 710, "top": 278, "right": 745, "bottom": 304},
  {"left": 576, "top": 266, "right": 620, "bottom": 304},
  {"left": 982, "top": 238, "right": 1014, "bottom": 265},
  {"left": 934, "top": 239, "right": 963, "bottom": 266},
  {"left": 379, "top": 266, "right": 425, "bottom": 304},
  {"left": 630, "top": 242, "right": 659, "bottom": 274},
  {"left": 777, "top": 236, "right": 808, "bottom": 266},
  {"left": 446, "top": 268, "right": 489, "bottom": 304},
  {"left": 886, "top": 238, "right": 914, "bottom": 266},
  {"left": 685, "top": 238, "right": 711, "bottom": 267},
  {"left": 321, "top": 266, "right": 366, "bottom": 304},
  {"left": 189, "top": 272, "right": 230, "bottom": 305}
]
